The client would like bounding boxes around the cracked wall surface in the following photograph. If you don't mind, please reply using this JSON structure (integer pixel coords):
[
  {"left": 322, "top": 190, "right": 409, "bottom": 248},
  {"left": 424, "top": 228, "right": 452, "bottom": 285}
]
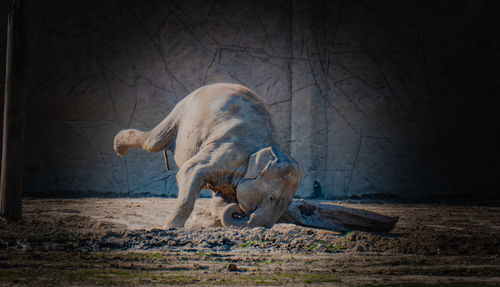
[{"left": 1, "top": 0, "right": 498, "bottom": 199}]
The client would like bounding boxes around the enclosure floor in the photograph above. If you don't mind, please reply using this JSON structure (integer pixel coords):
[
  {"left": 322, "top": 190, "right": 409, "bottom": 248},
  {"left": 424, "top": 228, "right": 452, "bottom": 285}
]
[{"left": 1, "top": 198, "right": 499, "bottom": 286}]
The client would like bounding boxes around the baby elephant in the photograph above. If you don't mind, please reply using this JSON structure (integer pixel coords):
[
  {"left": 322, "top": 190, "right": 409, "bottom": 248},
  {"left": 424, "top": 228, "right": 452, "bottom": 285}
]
[{"left": 114, "top": 83, "right": 302, "bottom": 228}]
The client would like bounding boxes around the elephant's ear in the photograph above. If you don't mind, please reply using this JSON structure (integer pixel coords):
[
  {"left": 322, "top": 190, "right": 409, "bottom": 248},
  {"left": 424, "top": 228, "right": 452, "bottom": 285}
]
[{"left": 244, "top": 147, "right": 278, "bottom": 179}]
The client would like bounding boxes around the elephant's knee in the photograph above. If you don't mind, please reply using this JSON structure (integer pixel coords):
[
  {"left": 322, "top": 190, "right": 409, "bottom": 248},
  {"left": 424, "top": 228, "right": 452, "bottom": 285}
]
[{"left": 179, "top": 164, "right": 210, "bottom": 182}]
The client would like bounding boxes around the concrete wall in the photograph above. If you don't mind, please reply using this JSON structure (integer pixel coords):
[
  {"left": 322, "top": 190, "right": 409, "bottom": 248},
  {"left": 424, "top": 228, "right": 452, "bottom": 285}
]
[{"left": 2, "top": 0, "right": 497, "bottom": 198}]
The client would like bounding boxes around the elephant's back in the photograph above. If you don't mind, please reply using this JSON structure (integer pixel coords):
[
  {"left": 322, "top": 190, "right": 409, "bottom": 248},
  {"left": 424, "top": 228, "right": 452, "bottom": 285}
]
[
  {"left": 194, "top": 83, "right": 275, "bottom": 136},
  {"left": 198, "top": 83, "right": 271, "bottom": 120},
  {"left": 174, "top": 83, "right": 278, "bottom": 162},
  {"left": 180, "top": 83, "right": 274, "bottom": 127},
  {"left": 189, "top": 83, "right": 267, "bottom": 112}
]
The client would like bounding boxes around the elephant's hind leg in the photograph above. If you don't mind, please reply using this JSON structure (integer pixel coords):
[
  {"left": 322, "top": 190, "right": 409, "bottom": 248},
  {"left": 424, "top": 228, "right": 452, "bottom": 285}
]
[{"left": 165, "top": 153, "right": 213, "bottom": 228}]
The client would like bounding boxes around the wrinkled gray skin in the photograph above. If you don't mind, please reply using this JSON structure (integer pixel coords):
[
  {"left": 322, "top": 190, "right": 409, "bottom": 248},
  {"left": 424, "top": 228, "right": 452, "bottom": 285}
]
[{"left": 114, "top": 83, "right": 302, "bottom": 228}]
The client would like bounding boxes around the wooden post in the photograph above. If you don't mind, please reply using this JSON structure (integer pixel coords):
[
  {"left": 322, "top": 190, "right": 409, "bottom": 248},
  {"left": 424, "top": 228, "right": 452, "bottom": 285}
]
[{"left": 0, "top": 0, "right": 26, "bottom": 221}]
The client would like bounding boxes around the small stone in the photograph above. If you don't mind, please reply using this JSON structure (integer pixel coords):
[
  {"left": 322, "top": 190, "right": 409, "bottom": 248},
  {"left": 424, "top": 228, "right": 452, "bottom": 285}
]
[{"left": 227, "top": 264, "right": 238, "bottom": 272}]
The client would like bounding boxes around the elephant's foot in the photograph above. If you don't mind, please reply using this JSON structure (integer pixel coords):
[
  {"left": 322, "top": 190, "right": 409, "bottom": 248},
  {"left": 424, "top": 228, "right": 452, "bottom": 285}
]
[{"left": 164, "top": 214, "right": 188, "bottom": 229}]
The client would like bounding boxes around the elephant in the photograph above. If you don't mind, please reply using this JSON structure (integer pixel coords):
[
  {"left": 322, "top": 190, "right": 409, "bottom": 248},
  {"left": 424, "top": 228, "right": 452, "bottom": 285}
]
[{"left": 114, "top": 83, "right": 303, "bottom": 229}]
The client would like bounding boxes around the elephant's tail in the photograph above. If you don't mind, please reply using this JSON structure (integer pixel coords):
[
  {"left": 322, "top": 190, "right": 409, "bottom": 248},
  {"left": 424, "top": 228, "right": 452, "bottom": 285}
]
[
  {"left": 142, "top": 110, "right": 179, "bottom": 152},
  {"left": 114, "top": 108, "right": 179, "bottom": 156}
]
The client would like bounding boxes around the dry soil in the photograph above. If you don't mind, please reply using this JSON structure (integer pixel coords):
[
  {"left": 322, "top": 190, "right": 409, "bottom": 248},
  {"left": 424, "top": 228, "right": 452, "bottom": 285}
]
[{"left": 1, "top": 198, "right": 499, "bottom": 286}]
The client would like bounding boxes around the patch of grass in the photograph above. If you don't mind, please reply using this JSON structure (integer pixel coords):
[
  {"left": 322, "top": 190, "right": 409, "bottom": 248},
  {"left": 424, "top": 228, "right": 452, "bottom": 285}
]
[
  {"left": 309, "top": 235, "right": 358, "bottom": 251},
  {"left": 241, "top": 241, "right": 254, "bottom": 247},
  {"left": 310, "top": 240, "right": 348, "bottom": 251},
  {"left": 240, "top": 239, "right": 267, "bottom": 248},
  {"left": 345, "top": 230, "right": 357, "bottom": 242},
  {"left": 0, "top": 251, "right": 348, "bottom": 286},
  {"left": 94, "top": 252, "right": 106, "bottom": 258},
  {"left": 248, "top": 275, "right": 279, "bottom": 285},
  {"left": 280, "top": 272, "right": 340, "bottom": 283},
  {"left": 242, "top": 240, "right": 263, "bottom": 247},
  {"left": 105, "top": 252, "right": 168, "bottom": 262},
  {"left": 366, "top": 283, "right": 497, "bottom": 287},
  {"left": 202, "top": 252, "right": 219, "bottom": 257},
  {"left": 301, "top": 273, "right": 341, "bottom": 284},
  {"left": 0, "top": 268, "right": 130, "bottom": 286},
  {"left": 139, "top": 252, "right": 166, "bottom": 260},
  {"left": 249, "top": 272, "right": 340, "bottom": 285},
  {"left": 327, "top": 243, "right": 348, "bottom": 250},
  {"left": 309, "top": 242, "right": 320, "bottom": 250},
  {"left": 252, "top": 260, "right": 272, "bottom": 267},
  {"left": 0, "top": 266, "right": 202, "bottom": 286},
  {"left": 344, "top": 230, "right": 355, "bottom": 237}
]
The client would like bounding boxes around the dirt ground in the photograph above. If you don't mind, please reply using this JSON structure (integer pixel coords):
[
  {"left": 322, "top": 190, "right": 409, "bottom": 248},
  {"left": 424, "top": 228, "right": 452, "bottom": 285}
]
[{"left": 1, "top": 198, "right": 499, "bottom": 286}]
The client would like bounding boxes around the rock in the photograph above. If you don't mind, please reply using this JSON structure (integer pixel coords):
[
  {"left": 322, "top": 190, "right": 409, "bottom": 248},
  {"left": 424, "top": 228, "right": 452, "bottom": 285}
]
[{"left": 227, "top": 264, "right": 238, "bottom": 272}]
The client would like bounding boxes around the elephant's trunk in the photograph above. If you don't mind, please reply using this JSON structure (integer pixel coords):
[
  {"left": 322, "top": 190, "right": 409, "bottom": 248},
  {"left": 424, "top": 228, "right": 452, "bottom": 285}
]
[
  {"left": 220, "top": 203, "right": 277, "bottom": 228},
  {"left": 220, "top": 203, "right": 250, "bottom": 227}
]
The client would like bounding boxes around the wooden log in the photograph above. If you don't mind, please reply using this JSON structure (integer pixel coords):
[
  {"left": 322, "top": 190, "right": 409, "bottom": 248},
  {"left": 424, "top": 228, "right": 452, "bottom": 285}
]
[
  {"left": 0, "top": 0, "right": 26, "bottom": 221},
  {"left": 279, "top": 199, "right": 398, "bottom": 232}
]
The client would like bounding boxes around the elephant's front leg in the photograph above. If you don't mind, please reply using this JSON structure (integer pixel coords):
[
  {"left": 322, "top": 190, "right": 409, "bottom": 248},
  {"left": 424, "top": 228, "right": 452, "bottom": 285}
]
[{"left": 165, "top": 154, "right": 211, "bottom": 228}]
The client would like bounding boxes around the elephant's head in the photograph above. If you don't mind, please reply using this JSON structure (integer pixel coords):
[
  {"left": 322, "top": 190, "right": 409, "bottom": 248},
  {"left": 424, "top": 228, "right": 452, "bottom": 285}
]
[{"left": 221, "top": 147, "right": 302, "bottom": 228}]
